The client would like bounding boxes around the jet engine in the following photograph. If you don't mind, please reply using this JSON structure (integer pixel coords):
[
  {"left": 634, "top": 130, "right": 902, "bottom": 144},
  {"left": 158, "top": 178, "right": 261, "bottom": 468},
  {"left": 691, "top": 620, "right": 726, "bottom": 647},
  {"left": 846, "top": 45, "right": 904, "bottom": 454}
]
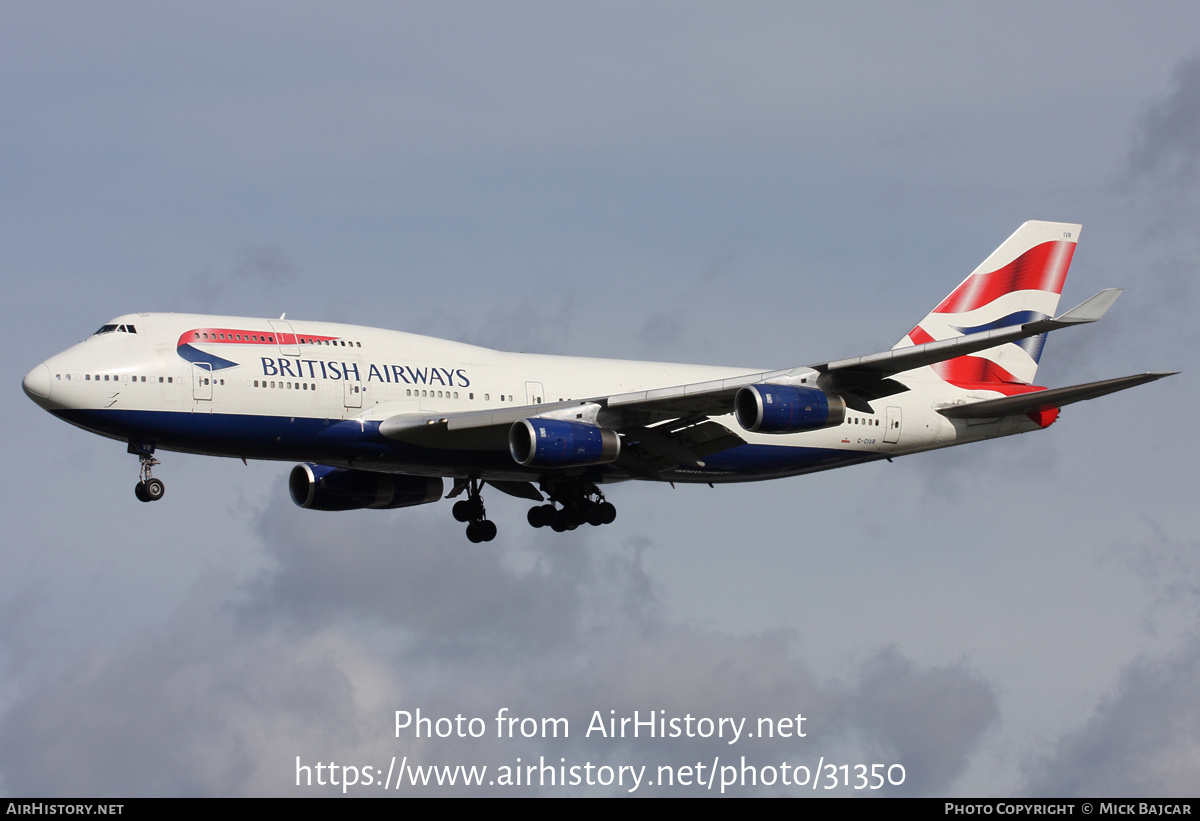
[
  {"left": 289, "top": 463, "right": 444, "bottom": 511},
  {"left": 734, "top": 384, "right": 847, "bottom": 433},
  {"left": 509, "top": 418, "right": 621, "bottom": 467}
]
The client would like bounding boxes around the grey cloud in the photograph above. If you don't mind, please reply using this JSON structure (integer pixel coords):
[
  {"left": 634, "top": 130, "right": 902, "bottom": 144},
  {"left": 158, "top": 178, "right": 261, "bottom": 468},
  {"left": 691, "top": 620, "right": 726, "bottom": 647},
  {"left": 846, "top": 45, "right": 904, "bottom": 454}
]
[
  {"left": 636, "top": 250, "right": 737, "bottom": 357},
  {"left": 173, "top": 245, "right": 299, "bottom": 312},
  {"left": 1023, "top": 637, "right": 1200, "bottom": 797},
  {"left": 1129, "top": 55, "right": 1200, "bottom": 191},
  {"left": 414, "top": 287, "right": 576, "bottom": 355},
  {"left": 236, "top": 245, "right": 298, "bottom": 289},
  {"left": 0, "top": 492, "right": 998, "bottom": 796}
]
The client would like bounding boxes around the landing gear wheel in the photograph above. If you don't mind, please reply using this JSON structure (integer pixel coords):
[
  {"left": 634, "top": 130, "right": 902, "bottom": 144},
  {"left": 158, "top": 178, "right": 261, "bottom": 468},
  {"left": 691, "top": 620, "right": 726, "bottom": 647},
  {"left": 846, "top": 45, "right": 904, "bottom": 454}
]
[
  {"left": 143, "top": 477, "right": 165, "bottom": 501},
  {"left": 457, "top": 477, "right": 497, "bottom": 542},
  {"left": 597, "top": 501, "right": 616, "bottom": 524},
  {"left": 466, "top": 519, "right": 498, "bottom": 543},
  {"left": 536, "top": 480, "right": 617, "bottom": 533},
  {"left": 132, "top": 443, "right": 164, "bottom": 504},
  {"left": 528, "top": 504, "right": 556, "bottom": 528},
  {"left": 453, "top": 499, "right": 475, "bottom": 522}
]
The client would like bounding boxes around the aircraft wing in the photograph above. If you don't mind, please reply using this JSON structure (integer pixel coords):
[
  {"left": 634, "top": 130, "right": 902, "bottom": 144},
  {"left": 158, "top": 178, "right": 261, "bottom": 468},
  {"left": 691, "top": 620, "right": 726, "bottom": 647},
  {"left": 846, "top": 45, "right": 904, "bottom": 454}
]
[
  {"left": 377, "top": 289, "right": 1124, "bottom": 465},
  {"left": 595, "top": 288, "right": 1124, "bottom": 419}
]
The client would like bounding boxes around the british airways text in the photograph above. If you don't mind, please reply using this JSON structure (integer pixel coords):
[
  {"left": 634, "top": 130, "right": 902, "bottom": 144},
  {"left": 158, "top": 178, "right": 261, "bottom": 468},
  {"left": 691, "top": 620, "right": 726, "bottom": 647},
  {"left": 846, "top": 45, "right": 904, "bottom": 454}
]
[{"left": 260, "top": 358, "right": 470, "bottom": 387}]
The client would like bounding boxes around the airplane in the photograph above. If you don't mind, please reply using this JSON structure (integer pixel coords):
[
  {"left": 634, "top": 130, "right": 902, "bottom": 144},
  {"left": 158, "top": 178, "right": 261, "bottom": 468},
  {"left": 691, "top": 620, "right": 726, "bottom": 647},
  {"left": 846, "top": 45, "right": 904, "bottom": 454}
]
[{"left": 22, "top": 221, "right": 1175, "bottom": 542}]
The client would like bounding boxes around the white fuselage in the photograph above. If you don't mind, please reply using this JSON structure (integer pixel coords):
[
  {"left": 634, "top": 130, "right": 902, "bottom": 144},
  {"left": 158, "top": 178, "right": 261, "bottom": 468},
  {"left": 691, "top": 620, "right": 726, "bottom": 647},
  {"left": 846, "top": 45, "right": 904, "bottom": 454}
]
[{"left": 24, "top": 312, "right": 1032, "bottom": 485}]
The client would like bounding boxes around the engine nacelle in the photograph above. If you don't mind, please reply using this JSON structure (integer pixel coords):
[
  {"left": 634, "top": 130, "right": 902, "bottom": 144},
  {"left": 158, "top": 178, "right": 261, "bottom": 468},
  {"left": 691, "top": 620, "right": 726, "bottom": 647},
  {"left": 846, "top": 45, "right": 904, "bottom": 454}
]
[
  {"left": 509, "top": 418, "right": 621, "bottom": 467},
  {"left": 734, "top": 384, "right": 847, "bottom": 433},
  {"left": 289, "top": 463, "right": 444, "bottom": 511}
]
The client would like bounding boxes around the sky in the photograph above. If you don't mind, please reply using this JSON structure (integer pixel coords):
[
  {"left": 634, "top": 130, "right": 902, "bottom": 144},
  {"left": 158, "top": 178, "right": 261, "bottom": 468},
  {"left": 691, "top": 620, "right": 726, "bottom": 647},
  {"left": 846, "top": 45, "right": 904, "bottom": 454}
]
[{"left": 2, "top": 1, "right": 1198, "bottom": 797}]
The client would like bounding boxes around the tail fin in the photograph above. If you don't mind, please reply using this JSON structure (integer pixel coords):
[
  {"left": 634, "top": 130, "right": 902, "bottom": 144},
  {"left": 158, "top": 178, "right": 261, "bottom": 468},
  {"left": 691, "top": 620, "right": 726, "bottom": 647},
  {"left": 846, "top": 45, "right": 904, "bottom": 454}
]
[{"left": 894, "top": 221, "right": 1081, "bottom": 389}]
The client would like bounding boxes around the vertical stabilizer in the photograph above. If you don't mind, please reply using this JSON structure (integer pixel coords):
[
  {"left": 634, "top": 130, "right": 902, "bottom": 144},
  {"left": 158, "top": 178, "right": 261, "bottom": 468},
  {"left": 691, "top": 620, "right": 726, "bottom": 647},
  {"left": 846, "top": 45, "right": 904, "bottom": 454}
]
[{"left": 894, "top": 221, "right": 1081, "bottom": 388}]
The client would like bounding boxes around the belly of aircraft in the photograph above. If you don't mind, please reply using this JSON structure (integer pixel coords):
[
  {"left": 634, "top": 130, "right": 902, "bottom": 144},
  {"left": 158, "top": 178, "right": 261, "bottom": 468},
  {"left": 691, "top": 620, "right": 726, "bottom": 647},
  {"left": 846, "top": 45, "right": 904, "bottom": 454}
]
[{"left": 54, "top": 407, "right": 877, "bottom": 483}]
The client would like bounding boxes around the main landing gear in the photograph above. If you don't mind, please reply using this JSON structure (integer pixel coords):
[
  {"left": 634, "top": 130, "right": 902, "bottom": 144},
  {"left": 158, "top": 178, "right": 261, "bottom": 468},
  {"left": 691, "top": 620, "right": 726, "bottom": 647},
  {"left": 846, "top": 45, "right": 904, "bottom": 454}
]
[
  {"left": 129, "top": 441, "right": 165, "bottom": 503},
  {"left": 451, "top": 477, "right": 497, "bottom": 543},
  {"left": 446, "top": 477, "right": 617, "bottom": 541},
  {"left": 527, "top": 480, "right": 616, "bottom": 532}
]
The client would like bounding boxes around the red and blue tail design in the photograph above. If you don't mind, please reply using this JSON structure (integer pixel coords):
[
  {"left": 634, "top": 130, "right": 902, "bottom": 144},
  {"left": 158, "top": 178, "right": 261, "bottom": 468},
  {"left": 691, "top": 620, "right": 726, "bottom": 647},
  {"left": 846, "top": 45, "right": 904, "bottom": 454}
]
[{"left": 894, "top": 221, "right": 1081, "bottom": 395}]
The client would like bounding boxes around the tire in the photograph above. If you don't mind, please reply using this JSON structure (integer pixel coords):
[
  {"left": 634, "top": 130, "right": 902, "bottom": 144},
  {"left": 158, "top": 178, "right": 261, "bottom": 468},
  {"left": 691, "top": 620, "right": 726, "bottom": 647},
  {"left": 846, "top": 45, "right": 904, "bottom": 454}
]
[
  {"left": 144, "top": 478, "right": 165, "bottom": 501},
  {"left": 598, "top": 502, "right": 616, "bottom": 524},
  {"left": 135, "top": 482, "right": 150, "bottom": 502}
]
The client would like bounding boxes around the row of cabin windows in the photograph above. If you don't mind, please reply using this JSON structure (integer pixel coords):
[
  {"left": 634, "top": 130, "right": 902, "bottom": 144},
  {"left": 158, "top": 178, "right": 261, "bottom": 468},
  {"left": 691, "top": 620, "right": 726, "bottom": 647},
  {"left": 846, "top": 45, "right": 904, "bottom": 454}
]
[
  {"left": 254, "top": 380, "right": 317, "bottom": 390},
  {"left": 58, "top": 373, "right": 171, "bottom": 383},
  {"left": 299, "top": 338, "right": 360, "bottom": 347},
  {"left": 400, "top": 389, "right": 469, "bottom": 399},
  {"left": 190, "top": 332, "right": 362, "bottom": 348},
  {"left": 57, "top": 371, "right": 521, "bottom": 404},
  {"left": 848, "top": 416, "right": 879, "bottom": 426},
  {"left": 195, "top": 332, "right": 273, "bottom": 342}
]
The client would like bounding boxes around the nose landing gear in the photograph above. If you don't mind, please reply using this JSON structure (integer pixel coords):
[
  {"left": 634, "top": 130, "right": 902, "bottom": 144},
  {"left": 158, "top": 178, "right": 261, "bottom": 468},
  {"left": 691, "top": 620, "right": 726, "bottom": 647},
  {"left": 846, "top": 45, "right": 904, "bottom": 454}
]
[{"left": 129, "top": 441, "right": 165, "bottom": 503}]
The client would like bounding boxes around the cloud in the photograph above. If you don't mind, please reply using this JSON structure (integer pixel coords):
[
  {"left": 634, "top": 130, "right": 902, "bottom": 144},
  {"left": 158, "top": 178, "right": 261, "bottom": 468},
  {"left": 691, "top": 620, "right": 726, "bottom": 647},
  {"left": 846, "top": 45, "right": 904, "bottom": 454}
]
[
  {"left": 0, "top": 494, "right": 998, "bottom": 796},
  {"left": 173, "top": 245, "right": 299, "bottom": 312},
  {"left": 1023, "top": 638, "right": 1200, "bottom": 797},
  {"left": 1129, "top": 55, "right": 1200, "bottom": 192}
]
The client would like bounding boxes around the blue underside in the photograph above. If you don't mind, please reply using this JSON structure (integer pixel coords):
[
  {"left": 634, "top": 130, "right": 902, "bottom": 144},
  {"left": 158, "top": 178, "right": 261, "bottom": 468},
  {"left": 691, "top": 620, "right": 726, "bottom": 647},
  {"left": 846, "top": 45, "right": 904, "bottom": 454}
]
[{"left": 55, "top": 408, "right": 876, "bottom": 482}]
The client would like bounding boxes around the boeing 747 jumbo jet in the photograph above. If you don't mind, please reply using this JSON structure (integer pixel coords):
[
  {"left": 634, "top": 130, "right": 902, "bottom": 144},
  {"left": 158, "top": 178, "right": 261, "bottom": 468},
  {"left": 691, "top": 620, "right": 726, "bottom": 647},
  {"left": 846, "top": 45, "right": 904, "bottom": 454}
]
[{"left": 23, "top": 222, "right": 1174, "bottom": 541}]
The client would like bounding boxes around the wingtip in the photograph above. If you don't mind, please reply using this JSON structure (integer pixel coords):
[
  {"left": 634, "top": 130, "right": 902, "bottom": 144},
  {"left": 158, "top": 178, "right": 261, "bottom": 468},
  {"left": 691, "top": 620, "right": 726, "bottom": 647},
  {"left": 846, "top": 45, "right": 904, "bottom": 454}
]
[{"left": 1056, "top": 288, "right": 1123, "bottom": 323}]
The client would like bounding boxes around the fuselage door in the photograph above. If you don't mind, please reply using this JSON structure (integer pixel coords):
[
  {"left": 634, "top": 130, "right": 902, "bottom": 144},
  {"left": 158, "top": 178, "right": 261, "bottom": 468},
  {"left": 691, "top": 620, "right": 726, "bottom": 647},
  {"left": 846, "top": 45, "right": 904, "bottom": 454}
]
[
  {"left": 344, "top": 376, "right": 362, "bottom": 409},
  {"left": 269, "top": 320, "right": 300, "bottom": 356},
  {"left": 192, "top": 363, "right": 213, "bottom": 401},
  {"left": 883, "top": 405, "right": 902, "bottom": 444},
  {"left": 525, "top": 381, "right": 545, "bottom": 406}
]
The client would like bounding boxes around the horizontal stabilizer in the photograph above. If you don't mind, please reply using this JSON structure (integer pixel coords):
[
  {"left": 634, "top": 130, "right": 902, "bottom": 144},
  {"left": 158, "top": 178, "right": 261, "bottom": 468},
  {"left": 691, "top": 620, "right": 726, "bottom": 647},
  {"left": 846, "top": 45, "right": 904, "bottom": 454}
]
[
  {"left": 819, "top": 289, "right": 1122, "bottom": 380},
  {"left": 937, "top": 372, "right": 1176, "bottom": 419}
]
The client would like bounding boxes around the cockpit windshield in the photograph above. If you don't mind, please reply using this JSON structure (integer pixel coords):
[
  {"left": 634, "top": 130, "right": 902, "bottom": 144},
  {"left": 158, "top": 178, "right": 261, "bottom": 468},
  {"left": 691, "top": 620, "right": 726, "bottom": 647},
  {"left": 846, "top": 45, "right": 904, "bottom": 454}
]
[{"left": 93, "top": 324, "right": 136, "bottom": 336}]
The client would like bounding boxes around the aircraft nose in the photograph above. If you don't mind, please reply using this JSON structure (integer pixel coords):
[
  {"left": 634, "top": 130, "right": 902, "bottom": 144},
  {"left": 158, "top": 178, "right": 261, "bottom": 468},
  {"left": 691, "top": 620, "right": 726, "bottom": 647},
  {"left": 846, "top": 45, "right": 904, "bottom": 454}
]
[{"left": 23, "top": 364, "right": 52, "bottom": 404}]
